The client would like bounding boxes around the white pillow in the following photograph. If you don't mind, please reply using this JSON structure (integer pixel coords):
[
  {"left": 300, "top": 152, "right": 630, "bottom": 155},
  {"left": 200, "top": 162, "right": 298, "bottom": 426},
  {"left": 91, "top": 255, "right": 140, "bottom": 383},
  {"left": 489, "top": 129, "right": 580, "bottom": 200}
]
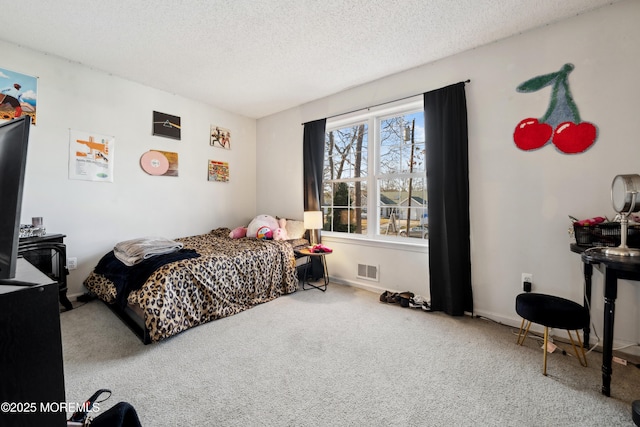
[{"left": 285, "top": 219, "right": 306, "bottom": 239}]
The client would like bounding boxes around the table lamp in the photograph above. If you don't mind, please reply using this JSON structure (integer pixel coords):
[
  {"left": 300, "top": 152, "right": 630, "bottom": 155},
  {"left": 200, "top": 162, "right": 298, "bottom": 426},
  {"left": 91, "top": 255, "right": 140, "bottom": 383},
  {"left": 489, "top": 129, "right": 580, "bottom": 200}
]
[{"left": 304, "top": 211, "right": 323, "bottom": 246}]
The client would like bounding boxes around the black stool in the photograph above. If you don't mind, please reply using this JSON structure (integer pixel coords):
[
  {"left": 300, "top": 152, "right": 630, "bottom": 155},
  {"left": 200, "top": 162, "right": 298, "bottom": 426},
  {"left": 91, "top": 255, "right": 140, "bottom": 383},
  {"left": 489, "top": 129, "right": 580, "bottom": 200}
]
[{"left": 515, "top": 293, "right": 589, "bottom": 375}]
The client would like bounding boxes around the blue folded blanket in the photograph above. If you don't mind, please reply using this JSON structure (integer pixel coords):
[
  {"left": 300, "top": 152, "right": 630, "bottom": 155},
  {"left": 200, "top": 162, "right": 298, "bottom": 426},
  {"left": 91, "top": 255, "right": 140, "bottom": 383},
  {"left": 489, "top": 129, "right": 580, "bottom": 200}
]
[{"left": 94, "top": 249, "right": 200, "bottom": 309}]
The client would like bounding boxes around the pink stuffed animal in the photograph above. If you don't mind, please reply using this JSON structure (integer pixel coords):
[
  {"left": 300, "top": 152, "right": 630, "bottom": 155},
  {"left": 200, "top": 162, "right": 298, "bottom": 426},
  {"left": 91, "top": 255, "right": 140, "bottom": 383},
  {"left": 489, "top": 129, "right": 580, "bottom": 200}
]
[
  {"left": 273, "top": 218, "right": 289, "bottom": 241},
  {"left": 229, "top": 227, "right": 247, "bottom": 239},
  {"left": 246, "top": 214, "right": 280, "bottom": 238}
]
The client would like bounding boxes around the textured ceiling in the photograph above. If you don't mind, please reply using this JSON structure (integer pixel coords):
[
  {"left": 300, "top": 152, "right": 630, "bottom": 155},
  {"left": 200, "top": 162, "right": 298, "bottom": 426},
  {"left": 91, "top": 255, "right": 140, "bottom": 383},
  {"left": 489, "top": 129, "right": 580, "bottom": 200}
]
[{"left": 0, "top": 0, "right": 620, "bottom": 118}]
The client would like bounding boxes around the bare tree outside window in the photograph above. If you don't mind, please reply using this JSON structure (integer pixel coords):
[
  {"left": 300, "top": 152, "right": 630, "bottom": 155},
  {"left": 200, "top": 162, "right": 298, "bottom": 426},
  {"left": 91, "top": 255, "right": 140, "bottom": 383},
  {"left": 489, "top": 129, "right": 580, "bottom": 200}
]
[
  {"left": 323, "top": 100, "right": 427, "bottom": 240},
  {"left": 324, "top": 123, "right": 367, "bottom": 234}
]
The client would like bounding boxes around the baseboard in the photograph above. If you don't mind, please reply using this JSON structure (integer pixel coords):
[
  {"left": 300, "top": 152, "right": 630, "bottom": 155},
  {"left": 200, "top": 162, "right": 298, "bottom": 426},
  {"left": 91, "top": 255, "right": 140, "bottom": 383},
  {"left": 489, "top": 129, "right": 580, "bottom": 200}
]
[
  {"left": 473, "top": 308, "right": 640, "bottom": 362},
  {"left": 328, "top": 276, "right": 384, "bottom": 295},
  {"left": 473, "top": 309, "right": 523, "bottom": 330},
  {"left": 67, "top": 291, "right": 84, "bottom": 301}
]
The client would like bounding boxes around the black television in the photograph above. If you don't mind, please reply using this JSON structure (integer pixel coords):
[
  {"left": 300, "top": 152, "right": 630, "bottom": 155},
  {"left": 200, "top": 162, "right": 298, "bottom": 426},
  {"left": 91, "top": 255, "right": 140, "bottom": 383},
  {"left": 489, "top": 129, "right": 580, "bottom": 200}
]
[{"left": 0, "top": 117, "right": 30, "bottom": 280}]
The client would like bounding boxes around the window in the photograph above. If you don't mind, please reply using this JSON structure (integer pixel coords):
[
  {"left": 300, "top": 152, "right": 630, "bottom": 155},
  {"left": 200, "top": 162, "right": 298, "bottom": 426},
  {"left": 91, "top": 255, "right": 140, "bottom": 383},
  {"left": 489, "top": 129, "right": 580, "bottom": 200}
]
[{"left": 322, "top": 97, "right": 427, "bottom": 241}]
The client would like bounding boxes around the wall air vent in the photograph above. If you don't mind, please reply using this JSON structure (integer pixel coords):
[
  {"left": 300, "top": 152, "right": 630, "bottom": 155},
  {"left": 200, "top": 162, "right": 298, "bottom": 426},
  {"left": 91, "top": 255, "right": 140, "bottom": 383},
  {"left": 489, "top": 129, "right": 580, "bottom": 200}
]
[{"left": 357, "top": 263, "right": 379, "bottom": 282}]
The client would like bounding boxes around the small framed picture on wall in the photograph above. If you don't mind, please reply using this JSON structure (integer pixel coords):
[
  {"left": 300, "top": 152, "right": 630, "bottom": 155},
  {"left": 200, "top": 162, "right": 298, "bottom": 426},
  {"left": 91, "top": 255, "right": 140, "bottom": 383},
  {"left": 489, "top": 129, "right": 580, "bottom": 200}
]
[
  {"left": 208, "top": 160, "right": 229, "bottom": 182},
  {"left": 0, "top": 66, "right": 38, "bottom": 124},
  {"left": 153, "top": 111, "right": 181, "bottom": 140},
  {"left": 210, "top": 125, "right": 231, "bottom": 149}
]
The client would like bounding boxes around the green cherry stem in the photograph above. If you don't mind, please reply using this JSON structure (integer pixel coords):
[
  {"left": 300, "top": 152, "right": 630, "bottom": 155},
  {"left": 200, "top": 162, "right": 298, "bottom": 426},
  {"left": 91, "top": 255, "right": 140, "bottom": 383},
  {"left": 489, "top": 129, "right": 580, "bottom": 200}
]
[{"left": 540, "top": 63, "right": 581, "bottom": 126}]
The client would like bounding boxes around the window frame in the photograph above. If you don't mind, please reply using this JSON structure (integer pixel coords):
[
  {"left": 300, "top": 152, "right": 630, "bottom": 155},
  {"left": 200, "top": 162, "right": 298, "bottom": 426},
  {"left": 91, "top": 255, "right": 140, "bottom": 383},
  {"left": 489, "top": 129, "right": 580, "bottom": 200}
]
[{"left": 322, "top": 95, "right": 426, "bottom": 245}]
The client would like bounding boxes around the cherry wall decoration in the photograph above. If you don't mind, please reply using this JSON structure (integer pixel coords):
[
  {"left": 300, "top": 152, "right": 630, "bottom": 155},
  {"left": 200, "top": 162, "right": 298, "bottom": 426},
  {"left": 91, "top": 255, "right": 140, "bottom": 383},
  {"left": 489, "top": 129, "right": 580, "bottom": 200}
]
[{"left": 513, "top": 63, "right": 598, "bottom": 154}]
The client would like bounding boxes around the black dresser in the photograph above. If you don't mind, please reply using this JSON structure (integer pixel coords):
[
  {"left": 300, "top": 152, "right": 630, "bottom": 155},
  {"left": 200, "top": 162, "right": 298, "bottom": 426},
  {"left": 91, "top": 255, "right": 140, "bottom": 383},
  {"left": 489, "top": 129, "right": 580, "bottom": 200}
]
[{"left": 0, "top": 258, "right": 67, "bottom": 426}]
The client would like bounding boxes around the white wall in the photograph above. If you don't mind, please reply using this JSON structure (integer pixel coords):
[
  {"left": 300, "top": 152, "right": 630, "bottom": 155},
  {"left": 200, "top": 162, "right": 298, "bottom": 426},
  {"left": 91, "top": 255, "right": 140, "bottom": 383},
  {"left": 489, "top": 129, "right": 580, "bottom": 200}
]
[
  {"left": 256, "top": 0, "right": 640, "bottom": 346},
  {"left": 1, "top": 40, "right": 257, "bottom": 297}
]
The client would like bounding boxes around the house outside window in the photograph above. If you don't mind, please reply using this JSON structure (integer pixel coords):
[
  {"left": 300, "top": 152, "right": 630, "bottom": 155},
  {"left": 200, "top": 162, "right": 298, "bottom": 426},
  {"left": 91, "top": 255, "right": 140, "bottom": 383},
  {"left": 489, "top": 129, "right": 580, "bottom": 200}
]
[{"left": 322, "top": 96, "right": 427, "bottom": 241}]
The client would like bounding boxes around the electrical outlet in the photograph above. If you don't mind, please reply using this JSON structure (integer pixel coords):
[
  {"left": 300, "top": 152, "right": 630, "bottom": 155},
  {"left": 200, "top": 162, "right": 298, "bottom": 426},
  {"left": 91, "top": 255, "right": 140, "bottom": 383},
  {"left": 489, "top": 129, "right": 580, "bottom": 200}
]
[
  {"left": 522, "top": 273, "right": 532, "bottom": 292},
  {"left": 67, "top": 257, "right": 77, "bottom": 270}
]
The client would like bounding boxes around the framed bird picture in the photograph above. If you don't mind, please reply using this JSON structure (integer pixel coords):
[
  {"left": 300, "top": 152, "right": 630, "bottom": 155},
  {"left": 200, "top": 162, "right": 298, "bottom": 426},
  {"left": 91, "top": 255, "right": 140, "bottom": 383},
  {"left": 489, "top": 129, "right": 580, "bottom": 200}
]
[{"left": 152, "top": 111, "right": 181, "bottom": 140}]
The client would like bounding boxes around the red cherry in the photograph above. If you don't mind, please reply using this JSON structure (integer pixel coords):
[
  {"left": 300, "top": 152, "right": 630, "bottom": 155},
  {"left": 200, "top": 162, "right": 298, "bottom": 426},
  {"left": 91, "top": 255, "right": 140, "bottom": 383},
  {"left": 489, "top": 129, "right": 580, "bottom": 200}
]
[
  {"left": 513, "top": 118, "right": 553, "bottom": 151},
  {"left": 552, "top": 121, "right": 597, "bottom": 154}
]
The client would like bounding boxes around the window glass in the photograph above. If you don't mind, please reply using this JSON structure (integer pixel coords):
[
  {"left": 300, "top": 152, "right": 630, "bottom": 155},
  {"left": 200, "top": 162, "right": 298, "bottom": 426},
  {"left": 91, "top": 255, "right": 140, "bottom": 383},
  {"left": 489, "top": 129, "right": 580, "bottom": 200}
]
[
  {"left": 323, "top": 100, "right": 426, "bottom": 241},
  {"left": 323, "top": 123, "right": 368, "bottom": 235}
]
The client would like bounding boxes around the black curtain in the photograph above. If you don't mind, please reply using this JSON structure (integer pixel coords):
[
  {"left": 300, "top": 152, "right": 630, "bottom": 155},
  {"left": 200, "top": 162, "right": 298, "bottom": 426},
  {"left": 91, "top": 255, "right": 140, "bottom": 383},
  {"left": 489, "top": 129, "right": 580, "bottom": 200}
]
[
  {"left": 302, "top": 119, "right": 326, "bottom": 279},
  {"left": 303, "top": 119, "right": 326, "bottom": 211},
  {"left": 424, "top": 82, "right": 473, "bottom": 316}
]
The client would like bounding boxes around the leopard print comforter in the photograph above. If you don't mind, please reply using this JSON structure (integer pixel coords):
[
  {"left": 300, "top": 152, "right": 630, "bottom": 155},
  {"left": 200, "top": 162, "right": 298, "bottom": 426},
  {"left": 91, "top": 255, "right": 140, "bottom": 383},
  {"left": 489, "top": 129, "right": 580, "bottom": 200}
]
[{"left": 84, "top": 228, "right": 298, "bottom": 342}]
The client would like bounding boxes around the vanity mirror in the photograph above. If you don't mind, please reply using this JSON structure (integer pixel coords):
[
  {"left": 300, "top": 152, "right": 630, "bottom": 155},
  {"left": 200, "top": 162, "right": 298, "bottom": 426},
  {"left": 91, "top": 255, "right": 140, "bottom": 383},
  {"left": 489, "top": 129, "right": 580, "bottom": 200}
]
[{"left": 603, "top": 174, "right": 640, "bottom": 256}]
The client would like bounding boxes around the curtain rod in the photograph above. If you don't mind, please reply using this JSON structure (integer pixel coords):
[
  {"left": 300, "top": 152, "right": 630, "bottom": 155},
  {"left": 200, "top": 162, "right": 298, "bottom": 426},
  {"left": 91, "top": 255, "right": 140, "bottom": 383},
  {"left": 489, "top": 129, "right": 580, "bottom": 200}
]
[{"left": 302, "top": 79, "right": 470, "bottom": 125}]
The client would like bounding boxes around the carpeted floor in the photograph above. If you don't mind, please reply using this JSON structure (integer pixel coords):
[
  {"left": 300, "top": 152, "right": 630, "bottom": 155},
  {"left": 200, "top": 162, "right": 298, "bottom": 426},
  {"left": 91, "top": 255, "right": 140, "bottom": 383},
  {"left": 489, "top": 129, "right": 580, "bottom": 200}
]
[{"left": 60, "top": 283, "right": 640, "bottom": 426}]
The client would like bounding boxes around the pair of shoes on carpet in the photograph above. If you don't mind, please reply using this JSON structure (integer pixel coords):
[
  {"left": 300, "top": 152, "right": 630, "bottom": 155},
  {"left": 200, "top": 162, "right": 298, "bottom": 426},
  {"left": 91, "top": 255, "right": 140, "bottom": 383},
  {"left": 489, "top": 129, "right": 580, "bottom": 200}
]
[
  {"left": 409, "top": 295, "right": 433, "bottom": 312},
  {"left": 380, "top": 290, "right": 412, "bottom": 304},
  {"left": 398, "top": 292, "right": 414, "bottom": 307},
  {"left": 380, "top": 290, "right": 398, "bottom": 303},
  {"left": 379, "top": 290, "right": 432, "bottom": 311}
]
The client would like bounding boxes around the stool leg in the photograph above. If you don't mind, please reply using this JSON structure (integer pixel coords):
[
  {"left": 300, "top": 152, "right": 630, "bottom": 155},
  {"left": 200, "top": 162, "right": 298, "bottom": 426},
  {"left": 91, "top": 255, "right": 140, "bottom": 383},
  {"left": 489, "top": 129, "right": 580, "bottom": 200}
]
[
  {"left": 543, "top": 326, "right": 549, "bottom": 376},
  {"left": 567, "top": 330, "right": 588, "bottom": 367},
  {"left": 517, "top": 319, "right": 532, "bottom": 346}
]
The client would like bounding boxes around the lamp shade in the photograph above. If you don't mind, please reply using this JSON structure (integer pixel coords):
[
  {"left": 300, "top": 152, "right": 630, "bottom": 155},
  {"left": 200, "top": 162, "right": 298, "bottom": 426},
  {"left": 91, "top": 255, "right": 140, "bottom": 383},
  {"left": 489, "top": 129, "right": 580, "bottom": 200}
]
[{"left": 304, "top": 211, "right": 323, "bottom": 230}]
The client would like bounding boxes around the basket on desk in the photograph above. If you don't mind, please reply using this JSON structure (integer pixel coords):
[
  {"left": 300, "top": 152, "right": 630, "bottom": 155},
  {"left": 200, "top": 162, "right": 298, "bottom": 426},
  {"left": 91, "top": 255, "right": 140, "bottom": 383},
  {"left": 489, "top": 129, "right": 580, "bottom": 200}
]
[{"left": 573, "top": 222, "right": 640, "bottom": 247}]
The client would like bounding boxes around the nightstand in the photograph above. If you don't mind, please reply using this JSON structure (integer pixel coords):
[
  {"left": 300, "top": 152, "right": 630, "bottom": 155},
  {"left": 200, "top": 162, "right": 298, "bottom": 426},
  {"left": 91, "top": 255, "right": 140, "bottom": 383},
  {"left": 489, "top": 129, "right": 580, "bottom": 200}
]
[
  {"left": 18, "top": 233, "right": 73, "bottom": 310},
  {"left": 295, "top": 248, "right": 330, "bottom": 292}
]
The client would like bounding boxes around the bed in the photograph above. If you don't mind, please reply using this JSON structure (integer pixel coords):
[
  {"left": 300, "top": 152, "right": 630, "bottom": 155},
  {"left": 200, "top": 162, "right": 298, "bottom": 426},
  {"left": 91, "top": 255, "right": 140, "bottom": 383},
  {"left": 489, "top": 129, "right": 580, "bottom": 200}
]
[{"left": 83, "top": 228, "right": 306, "bottom": 343}]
